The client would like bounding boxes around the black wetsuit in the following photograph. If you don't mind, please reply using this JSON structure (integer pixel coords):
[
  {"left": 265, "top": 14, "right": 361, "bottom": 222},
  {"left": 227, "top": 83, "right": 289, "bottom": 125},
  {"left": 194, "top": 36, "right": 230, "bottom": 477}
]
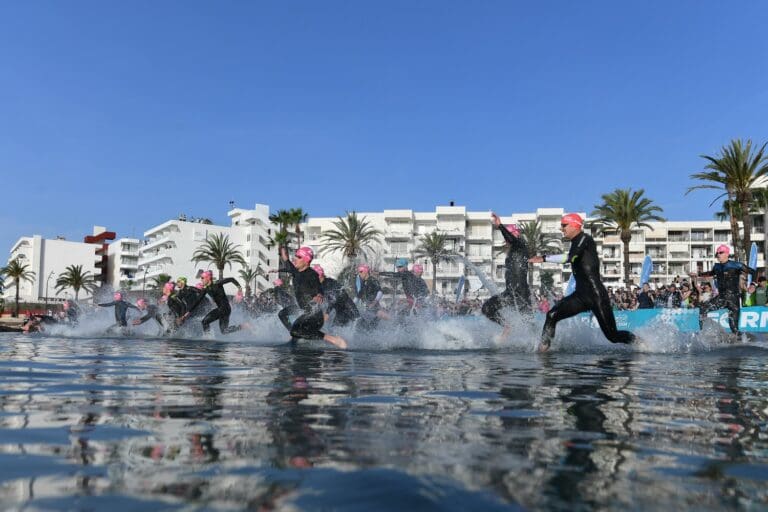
[
  {"left": 542, "top": 232, "right": 634, "bottom": 347},
  {"left": 98, "top": 300, "right": 139, "bottom": 331},
  {"left": 356, "top": 276, "right": 383, "bottom": 330},
  {"left": 321, "top": 277, "right": 360, "bottom": 326},
  {"left": 382, "top": 270, "right": 430, "bottom": 314},
  {"left": 278, "top": 260, "right": 326, "bottom": 341},
  {"left": 177, "top": 285, "right": 203, "bottom": 316},
  {"left": 136, "top": 305, "right": 164, "bottom": 328},
  {"left": 698, "top": 261, "right": 755, "bottom": 334},
  {"left": 482, "top": 224, "right": 531, "bottom": 325},
  {"left": 188, "top": 278, "right": 242, "bottom": 334}
]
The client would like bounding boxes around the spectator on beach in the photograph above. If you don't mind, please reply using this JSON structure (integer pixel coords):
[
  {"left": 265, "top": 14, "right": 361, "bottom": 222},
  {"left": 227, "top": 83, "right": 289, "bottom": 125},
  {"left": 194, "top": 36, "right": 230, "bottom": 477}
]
[
  {"left": 743, "top": 282, "right": 757, "bottom": 306},
  {"left": 756, "top": 276, "right": 767, "bottom": 306},
  {"left": 637, "top": 283, "right": 655, "bottom": 309}
]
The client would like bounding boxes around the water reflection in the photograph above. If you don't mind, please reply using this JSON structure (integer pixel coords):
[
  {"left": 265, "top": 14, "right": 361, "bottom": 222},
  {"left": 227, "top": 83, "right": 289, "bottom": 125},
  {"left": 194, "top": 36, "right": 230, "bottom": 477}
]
[{"left": 0, "top": 335, "right": 766, "bottom": 510}]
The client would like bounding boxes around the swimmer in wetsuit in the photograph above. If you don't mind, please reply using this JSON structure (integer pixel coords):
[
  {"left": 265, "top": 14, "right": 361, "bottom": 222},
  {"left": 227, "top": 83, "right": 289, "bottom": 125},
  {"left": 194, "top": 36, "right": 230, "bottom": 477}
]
[
  {"left": 182, "top": 271, "right": 244, "bottom": 335},
  {"left": 529, "top": 213, "right": 635, "bottom": 351},
  {"left": 312, "top": 264, "right": 360, "bottom": 327},
  {"left": 691, "top": 244, "right": 756, "bottom": 336},
  {"left": 482, "top": 213, "right": 531, "bottom": 337},
  {"left": 98, "top": 291, "right": 140, "bottom": 334},
  {"left": 132, "top": 297, "right": 165, "bottom": 333},
  {"left": 277, "top": 246, "right": 347, "bottom": 348}
]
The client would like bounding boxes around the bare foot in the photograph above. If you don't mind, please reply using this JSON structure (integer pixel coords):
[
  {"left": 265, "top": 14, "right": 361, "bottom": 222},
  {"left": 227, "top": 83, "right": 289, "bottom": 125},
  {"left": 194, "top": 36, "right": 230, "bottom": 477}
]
[{"left": 324, "top": 334, "right": 348, "bottom": 349}]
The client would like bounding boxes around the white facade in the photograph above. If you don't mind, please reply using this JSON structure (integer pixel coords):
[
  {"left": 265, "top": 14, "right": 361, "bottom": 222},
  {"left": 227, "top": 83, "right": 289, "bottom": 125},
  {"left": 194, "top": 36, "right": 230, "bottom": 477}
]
[
  {"left": 3, "top": 235, "right": 100, "bottom": 303},
  {"left": 302, "top": 205, "right": 763, "bottom": 296},
  {"left": 107, "top": 238, "right": 141, "bottom": 290},
  {"left": 302, "top": 206, "right": 573, "bottom": 297},
  {"left": 136, "top": 204, "right": 278, "bottom": 292}
]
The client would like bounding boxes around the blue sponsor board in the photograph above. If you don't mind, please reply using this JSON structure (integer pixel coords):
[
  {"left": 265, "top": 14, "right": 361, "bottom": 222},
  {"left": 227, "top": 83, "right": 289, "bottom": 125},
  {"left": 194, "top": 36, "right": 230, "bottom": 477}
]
[
  {"left": 555, "top": 307, "right": 768, "bottom": 333},
  {"left": 706, "top": 306, "right": 768, "bottom": 332},
  {"left": 552, "top": 308, "right": 701, "bottom": 332}
]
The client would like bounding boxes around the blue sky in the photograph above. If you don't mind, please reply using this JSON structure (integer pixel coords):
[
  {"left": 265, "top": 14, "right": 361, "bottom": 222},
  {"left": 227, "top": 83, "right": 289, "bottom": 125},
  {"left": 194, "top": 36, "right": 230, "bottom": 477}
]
[{"left": 2, "top": 1, "right": 767, "bottom": 251}]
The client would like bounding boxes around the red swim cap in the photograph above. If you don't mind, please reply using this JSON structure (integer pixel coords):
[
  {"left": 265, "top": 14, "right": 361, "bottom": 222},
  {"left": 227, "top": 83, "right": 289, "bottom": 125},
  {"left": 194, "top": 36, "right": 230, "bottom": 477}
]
[{"left": 561, "top": 213, "right": 583, "bottom": 228}]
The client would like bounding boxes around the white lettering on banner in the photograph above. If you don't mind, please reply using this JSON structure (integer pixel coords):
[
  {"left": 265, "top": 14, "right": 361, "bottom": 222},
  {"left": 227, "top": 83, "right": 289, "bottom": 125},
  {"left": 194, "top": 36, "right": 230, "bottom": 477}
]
[{"left": 743, "top": 311, "right": 759, "bottom": 329}]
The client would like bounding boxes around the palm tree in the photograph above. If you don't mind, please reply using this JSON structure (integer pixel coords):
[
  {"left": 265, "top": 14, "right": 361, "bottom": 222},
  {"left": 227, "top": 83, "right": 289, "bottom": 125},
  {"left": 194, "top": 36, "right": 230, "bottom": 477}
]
[
  {"left": 591, "top": 188, "right": 666, "bottom": 288},
  {"left": 191, "top": 233, "right": 247, "bottom": 280},
  {"left": 688, "top": 139, "right": 768, "bottom": 259},
  {"left": 319, "top": 211, "right": 384, "bottom": 260},
  {"left": 268, "top": 209, "right": 293, "bottom": 249},
  {"left": 0, "top": 258, "right": 36, "bottom": 317},
  {"left": 149, "top": 274, "right": 172, "bottom": 290},
  {"left": 414, "top": 231, "right": 453, "bottom": 295},
  {"left": 54, "top": 264, "right": 97, "bottom": 302},
  {"left": 238, "top": 265, "right": 264, "bottom": 298},
  {"left": 288, "top": 208, "right": 309, "bottom": 247},
  {"left": 518, "top": 220, "right": 562, "bottom": 289}
]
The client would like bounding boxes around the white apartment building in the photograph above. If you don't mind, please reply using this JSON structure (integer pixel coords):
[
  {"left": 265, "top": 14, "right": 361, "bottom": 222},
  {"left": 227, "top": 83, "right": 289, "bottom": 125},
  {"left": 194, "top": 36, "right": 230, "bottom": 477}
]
[
  {"left": 302, "top": 205, "right": 765, "bottom": 297},
  {"left": 3, "top": 232, "right": 101, "bottom": 304},
  {"left": 135, "top": 204, "right": 278, "bottom": 292},
  {"left": 107, "top": 238, "right": 141, "bottom": 290},
  {"left": 302, "top": 206, "right": 573, "bottom": 298}
]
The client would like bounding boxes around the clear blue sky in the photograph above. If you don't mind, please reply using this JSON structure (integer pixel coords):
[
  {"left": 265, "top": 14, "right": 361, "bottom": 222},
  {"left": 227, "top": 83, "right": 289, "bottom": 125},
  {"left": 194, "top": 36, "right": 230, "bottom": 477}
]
[{"left": 2, "top": 1, "right": 767, "bottom": 251}]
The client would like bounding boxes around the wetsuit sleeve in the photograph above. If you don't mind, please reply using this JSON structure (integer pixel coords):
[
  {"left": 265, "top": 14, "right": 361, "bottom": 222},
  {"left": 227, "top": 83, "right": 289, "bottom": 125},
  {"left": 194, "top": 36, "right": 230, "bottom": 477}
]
[
  {"left": 186, "top": 288, "right": 209, "bottom": 315},
  {"left": 219, "top": 277, "right": 241, "bottom": 288},
  {"left": 742, "top": 263, "right": 757, "bottom": 278},
  {"left": 498, "top": 224, "right": 518, "bottom": 245},
  {"left": 543, "top": 254, "right": 568, "bottom": 264},
  {"left": 136, "top": 312, "right": 153, "bottom": 324},
  {"left": 97, "top": 302, "right": 116, "bottom": 307}
]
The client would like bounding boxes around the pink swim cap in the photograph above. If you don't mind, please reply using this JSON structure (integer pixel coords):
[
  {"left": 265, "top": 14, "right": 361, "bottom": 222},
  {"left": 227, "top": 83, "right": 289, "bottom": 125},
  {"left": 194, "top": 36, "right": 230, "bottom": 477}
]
[
  {"left": 113, "top": 292, "right": 122, "bottom": 301},
  {"left": 412, "top": 264, "right": 424, "bottom": 274},
  {"left": 505, "top": 224, "right": 520, "bottom": 237},
  {"left": 561, "top": 213, "right": 584, "bottom": 229},
  {"left": 201, "top": 270, "right": 213, "bottom": 280},
  {"left": 136, "top": 298, "right": 147, "bottom": 307},
  {"left": 295, "top": 246, "right": 314, "bottom": 262},
  {"left": 716, "top": 244, "right": 731, "bottom": 256},
  {"left": 358, "top": 264, "right": 370, "bottom": 273},
  {"left": 274, "top": 278, "right": 283, "bottom": 287},
  {"left": 163, "top": 282, "right": 175, "bottom": 294},
  {"left": 311, "top": 264, "right": 325, "bottom": 278},
  {"left": 234, "top": 290, "right": 243, "bottom": 303}
]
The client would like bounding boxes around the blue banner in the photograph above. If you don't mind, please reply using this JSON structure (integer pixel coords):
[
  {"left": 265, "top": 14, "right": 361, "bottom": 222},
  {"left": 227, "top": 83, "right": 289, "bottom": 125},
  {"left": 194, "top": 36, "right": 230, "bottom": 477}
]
[
  {"left": 550, "top": 308, "right": 701, "bottom": 332},
  {"left": 549, "top": 306, "right": 768, "bottom": 333},
  {"left": 706, "top": 306, "right": 768, "bottom": 332}
]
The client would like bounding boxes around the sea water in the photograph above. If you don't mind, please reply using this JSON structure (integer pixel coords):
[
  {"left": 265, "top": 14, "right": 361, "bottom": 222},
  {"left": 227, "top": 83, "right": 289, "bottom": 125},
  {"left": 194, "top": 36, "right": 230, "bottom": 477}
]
[{"left": 0, "top": 317, "right": 766, "bottom": 510}]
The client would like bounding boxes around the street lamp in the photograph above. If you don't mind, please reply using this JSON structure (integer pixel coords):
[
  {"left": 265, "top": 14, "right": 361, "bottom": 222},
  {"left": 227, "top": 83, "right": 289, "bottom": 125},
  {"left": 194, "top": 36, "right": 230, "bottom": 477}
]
[{"left": 45, "top": 271, "right": 55, "bottom": 311}]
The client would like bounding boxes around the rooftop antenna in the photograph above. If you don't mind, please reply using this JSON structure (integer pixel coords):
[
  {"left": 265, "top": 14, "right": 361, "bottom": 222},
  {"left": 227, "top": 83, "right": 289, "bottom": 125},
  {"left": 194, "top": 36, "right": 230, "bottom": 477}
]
[{"left": 229, "top": 200, "right": 235, "bottom": 209}]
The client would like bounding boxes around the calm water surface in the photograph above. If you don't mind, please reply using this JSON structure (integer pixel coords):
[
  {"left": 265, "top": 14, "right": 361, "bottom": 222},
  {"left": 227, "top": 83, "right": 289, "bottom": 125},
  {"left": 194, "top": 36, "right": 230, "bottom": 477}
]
[{"left": 0, "top": 333, "right": 767, "bottom": 511}]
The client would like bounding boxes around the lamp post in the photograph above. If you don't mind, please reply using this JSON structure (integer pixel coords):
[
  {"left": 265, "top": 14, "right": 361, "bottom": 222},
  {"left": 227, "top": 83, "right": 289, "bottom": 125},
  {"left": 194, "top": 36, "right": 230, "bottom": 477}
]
[{"left": 45, "top": 271, "right": 55, "bottom": 311}]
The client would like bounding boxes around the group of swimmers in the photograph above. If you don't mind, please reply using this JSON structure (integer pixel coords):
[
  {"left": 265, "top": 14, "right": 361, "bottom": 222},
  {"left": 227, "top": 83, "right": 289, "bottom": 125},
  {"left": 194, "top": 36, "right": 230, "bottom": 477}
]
[
  {"left": 24, "top": 212, "right": 755, "bottom": 349},
  {"left": 486, "top": 211, "right": 756, "bottom": 350}
]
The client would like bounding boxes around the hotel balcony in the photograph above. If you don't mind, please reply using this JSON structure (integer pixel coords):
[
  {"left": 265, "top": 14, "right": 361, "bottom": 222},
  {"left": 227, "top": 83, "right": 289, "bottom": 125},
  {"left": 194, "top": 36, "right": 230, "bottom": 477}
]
[
  {"left": 141, "top": 236, "right": 173, "bottom": 253},
  {"left": 385, "top": 230, "right": 413, "bottom": 240},
  {"left": 384, "top": 209, "right": 414, "bottom": 220},
  {"left": 139, "top": 253, "right": 173, "bottom": 267}
]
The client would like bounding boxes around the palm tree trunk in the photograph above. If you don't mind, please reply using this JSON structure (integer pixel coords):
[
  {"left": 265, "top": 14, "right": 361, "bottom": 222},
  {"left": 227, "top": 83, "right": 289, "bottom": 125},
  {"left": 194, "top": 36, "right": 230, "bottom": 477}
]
[
  {"left": 741, "top": 197, "right": 753, "bottom": 263},
  {"left": 431, "top": 259, "right": 438, "bottom": 295},
  {"left": 622, "top": 234, "right": 631, "bottom": 289},
  {"left": 218, "top": 266, "right": 224, "bottom": 281},
  {"left": 14, "top": 280, "right": 20, "bottom": 317},
  {"left": 728, "top": 198, "right": 741, "bottom": 259}
]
